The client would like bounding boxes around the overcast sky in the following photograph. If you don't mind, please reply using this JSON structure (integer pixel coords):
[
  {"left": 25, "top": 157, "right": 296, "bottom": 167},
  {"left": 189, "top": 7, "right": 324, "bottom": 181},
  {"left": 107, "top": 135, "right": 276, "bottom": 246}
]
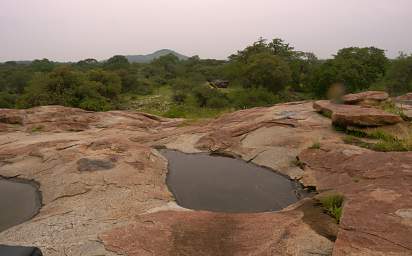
[{"left": 1, "top": 0, "right": 411, "bottom": 62}]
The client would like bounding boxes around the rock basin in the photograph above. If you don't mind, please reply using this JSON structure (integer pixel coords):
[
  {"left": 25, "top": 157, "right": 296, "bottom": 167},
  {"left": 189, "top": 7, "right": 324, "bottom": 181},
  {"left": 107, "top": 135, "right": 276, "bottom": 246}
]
[
  {"left": 161, "top": 149, "right": 303, "bottom": 213},
  {"left": 0, "top": 178, "right": 41, "bottom": 232}
]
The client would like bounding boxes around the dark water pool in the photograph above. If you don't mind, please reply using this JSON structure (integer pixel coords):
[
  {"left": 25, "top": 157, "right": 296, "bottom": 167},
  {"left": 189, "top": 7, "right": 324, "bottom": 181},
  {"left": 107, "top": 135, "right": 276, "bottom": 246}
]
[
  {"left": 161, "top": 150, "right": 303, "bottom": 213},
  {"left": 0, "top": 178, "right": 41, "bottom": 232}
]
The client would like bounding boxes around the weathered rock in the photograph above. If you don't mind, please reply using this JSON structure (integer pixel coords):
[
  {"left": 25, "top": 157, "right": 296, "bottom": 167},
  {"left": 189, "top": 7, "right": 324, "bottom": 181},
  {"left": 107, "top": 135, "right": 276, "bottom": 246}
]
[
  {"left": 0, "top": 103, "right": 411, "bottom": 256},
  {"left": 314, "top": 100, "right": 403, "bottom": 126},
  {"left": 342, "top": 91, "right": 389, "bottom": 106},
  {"left": 299, "top": 148, "right": 412, "bottom": 255},
  {"left": 0, "top": 109, "right": 25, "bottom": 124},
  {"left": 100, "top": 204, "right": 334, "bottom": 256}
]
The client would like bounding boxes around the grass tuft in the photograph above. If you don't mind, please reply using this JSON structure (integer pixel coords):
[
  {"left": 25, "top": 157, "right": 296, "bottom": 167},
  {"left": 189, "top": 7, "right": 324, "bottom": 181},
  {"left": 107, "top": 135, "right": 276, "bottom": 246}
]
[
  {"left": 320, "top": 194, "right": 344, "bottom": 224},
  {"left": 309, "top": 142, "right": 321, "bottom": 149}
]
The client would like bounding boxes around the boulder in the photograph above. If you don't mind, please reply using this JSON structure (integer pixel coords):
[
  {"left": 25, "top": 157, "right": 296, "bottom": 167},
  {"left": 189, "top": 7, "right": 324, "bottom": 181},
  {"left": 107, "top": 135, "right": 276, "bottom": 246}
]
[
  {"left": 314, "top": 100, "right": 403, "bottom": 127},
  {"left": 342, "top": 91, "right": 389, "bottom": 106}
]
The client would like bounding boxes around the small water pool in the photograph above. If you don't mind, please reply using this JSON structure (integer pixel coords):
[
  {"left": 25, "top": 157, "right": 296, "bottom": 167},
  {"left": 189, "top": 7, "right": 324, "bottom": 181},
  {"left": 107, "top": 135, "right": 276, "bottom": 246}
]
[
  {"left": 161, "top": 149, "right": 303, "bottom": 213},
  {"left": 0, "top": 178, "right": 41, "bottom": 232}
]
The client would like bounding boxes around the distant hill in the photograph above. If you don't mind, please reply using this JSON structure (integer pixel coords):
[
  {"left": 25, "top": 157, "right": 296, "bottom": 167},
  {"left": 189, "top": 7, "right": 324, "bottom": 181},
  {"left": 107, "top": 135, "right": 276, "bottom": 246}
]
[{"left": 125, "top": 49, "right": 189, "bottom": 63}]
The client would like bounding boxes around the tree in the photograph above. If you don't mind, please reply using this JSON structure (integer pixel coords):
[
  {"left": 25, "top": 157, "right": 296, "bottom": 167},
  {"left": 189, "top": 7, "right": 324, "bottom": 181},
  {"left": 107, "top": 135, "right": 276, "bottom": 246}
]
[
  {"left": 31, "top": 59, "right": 55, "bottom": 72},
  {"left": 150, "top": 54, "right": 180, "bottom": 79},
  {"left": 226, "top": 38, "right": 318, "bottom": 91},
  {"left": 18, "top": 66, "right": 122, "bottom": 111},
  {"left": 87, "top": 69, "right": 122, "bottom": 100},
  {"left": 75, "top": 58, "right": 100, "bottom": 70},
  {"left": 310, "top": 47, "right": 389, "bottom": 97},
  {"left": 242, "top": 53, "right": 291, "bottom": 93},
  {"left": 383, "top": 54, "right": 412, "bottom": 94},
  {"left": 19, "top": 66, "right": 83, "bottom": 107},
  {"left": 104, "top": 55, "right": 130, "bottom": 70}
]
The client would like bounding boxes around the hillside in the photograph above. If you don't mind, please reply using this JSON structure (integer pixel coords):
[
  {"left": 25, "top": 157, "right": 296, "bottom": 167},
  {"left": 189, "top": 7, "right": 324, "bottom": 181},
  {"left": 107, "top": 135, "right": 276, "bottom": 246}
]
[{"left": 125, "top": 49, "right": 189, "bottom": 63}]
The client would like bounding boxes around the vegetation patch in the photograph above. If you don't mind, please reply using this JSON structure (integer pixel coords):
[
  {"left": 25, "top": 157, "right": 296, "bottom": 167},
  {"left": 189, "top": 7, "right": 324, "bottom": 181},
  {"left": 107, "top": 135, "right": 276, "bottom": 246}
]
[
  {"left": 337, "top": 125, "right": 412, "bottom": 152},
  {"left": 380, "top": 102, "right": 408, "bottom": 121},
  {"left": 309, "top": 142, "right": 321, "bottom": 149},
  {"left": 31, "top": 125, "right": 44, "bottom": 133},
  {"left": 319, "top": 194, "right": 344, "bottom": 224}
]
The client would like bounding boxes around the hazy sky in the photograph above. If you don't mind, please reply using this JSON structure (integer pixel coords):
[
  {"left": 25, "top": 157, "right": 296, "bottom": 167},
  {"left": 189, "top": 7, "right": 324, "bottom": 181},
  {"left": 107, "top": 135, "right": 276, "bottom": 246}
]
[{"left": 1, "top": 0, "right": 411, "bottom": 61}]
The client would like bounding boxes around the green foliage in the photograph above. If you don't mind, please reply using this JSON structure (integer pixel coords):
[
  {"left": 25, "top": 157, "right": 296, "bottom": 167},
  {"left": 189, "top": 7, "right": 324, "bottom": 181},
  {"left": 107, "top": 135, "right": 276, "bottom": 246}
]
[
  {"left": 320, "top": 194, "right": 344, "bottom": 223},
  {"left": 1, "top": 38, "right": 410, "bottom": 114},
  {"left": 383, "top": 54, "right": 412, "bottom": 95},
  {"left": 242, "top": 53, "right": 291, "bottom": 93},
  {"left": 310, "top": 47, "right": 388, "bottom": 97},
  {"left": 75, "top": 58, "right": 99, "bottom": 70},
  {"left": 380, "top": 102, "right": 408, "bottom": 120},
  {"left": 31, "top": 59, "right": 55, "bottom": 72},
  {"left": 228, "top": 87, "right": 280, "bottom": 109},
  {"left": 226, "top": 38, "right": 316, "bottom": 93},
  {"left": 341, "top": 127, "right": 412, "bottom": 152},
  {"left": 0, "top": 92, "right": 17, "bottom": 108},
  {"left": 17, "top": 66, "right": 122, "bottom": 111},
  {"left": 104, "top": 55, "right": 130, "bottom": 70},
  {"left": 192, "top": 86, "right": 230, "bottom": 108}
]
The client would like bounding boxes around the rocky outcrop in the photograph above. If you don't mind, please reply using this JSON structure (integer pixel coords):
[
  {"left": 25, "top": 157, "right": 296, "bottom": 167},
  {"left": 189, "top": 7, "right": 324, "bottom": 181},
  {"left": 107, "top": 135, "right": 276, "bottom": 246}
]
[
  {"left": 0, "top": 103, "right": 411, "bottom": 256},
  {"left": 314, "top": 100, "right": 403, "bottom": 126},
  {"left": 342, "top": 91, "right": 389, "bottom": 106}
]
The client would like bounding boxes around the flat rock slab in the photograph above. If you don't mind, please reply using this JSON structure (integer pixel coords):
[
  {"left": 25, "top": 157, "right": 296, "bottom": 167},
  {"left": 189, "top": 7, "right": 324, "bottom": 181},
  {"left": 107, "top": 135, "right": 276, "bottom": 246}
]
[
  {"left": 314, "top": 100, "right": 402, "bottom": 126},
  {"left": 342, "top": 91, "right": 389, "bottom": 106},
  {"left": 100, "top": 209, "right": 334, "bottom": 256}
]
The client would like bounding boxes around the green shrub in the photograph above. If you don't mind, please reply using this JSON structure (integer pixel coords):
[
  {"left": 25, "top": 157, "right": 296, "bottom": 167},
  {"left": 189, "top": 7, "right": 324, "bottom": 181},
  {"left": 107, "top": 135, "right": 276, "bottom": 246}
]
[
  {"left": 192, "top": 86, "right": 229, "bottom": 109},
  {"left": 0, "top": 92, "right": 17, "bottom": 108},
  {"left": 228, "top": 87, "right": 280, "bottom": 109},
  {"left": 164, "top": 105, "right": 187, "bottom": 118}
]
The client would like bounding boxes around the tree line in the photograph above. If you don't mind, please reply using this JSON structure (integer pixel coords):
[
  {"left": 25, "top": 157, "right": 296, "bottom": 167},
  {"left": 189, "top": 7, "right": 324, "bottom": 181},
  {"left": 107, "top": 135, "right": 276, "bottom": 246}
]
[{"left": 1, "top": 38, "right": 411, "bottom": 115}]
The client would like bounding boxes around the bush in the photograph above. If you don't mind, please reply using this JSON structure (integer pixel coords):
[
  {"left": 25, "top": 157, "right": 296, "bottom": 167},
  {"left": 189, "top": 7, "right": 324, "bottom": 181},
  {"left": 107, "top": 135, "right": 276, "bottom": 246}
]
[
  {"left": 192, "top": 86, "right": 229, "bottom": 108},
  {"left": 0, "top": 92, "right": 17, "bottom": 108},
  {"left": 164, "top": 105, "right": 187, "bottom": 118},
  {"left": 228, "top": 88, "right": 280, "bottom": 109},
  {"left": 18, "top": 66, "right": 122, "bottom": 111},
  {"left": 78, "top": 97, "right": 113, "bottom": 111}
]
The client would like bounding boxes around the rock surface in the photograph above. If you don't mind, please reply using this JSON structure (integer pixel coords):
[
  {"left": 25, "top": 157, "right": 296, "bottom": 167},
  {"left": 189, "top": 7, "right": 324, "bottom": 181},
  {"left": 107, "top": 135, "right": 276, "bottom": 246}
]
[
  {"left": 299, "top": 148, "right": 412, "bottom": 255},
  {"left": 0, "top": 102, "right": 411, "bottom": 256},
  {"left": 100, "top": 203, "right": 334, "bottom": 256},
  {"left": 342, "top": 91, "right": 389, "bottom": 106},
  {"left": 314, "top": 100, "right": 403, "bottom": 126},
  {"left": 395, "top": 92, "right": 412, "bottom": 102}
]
